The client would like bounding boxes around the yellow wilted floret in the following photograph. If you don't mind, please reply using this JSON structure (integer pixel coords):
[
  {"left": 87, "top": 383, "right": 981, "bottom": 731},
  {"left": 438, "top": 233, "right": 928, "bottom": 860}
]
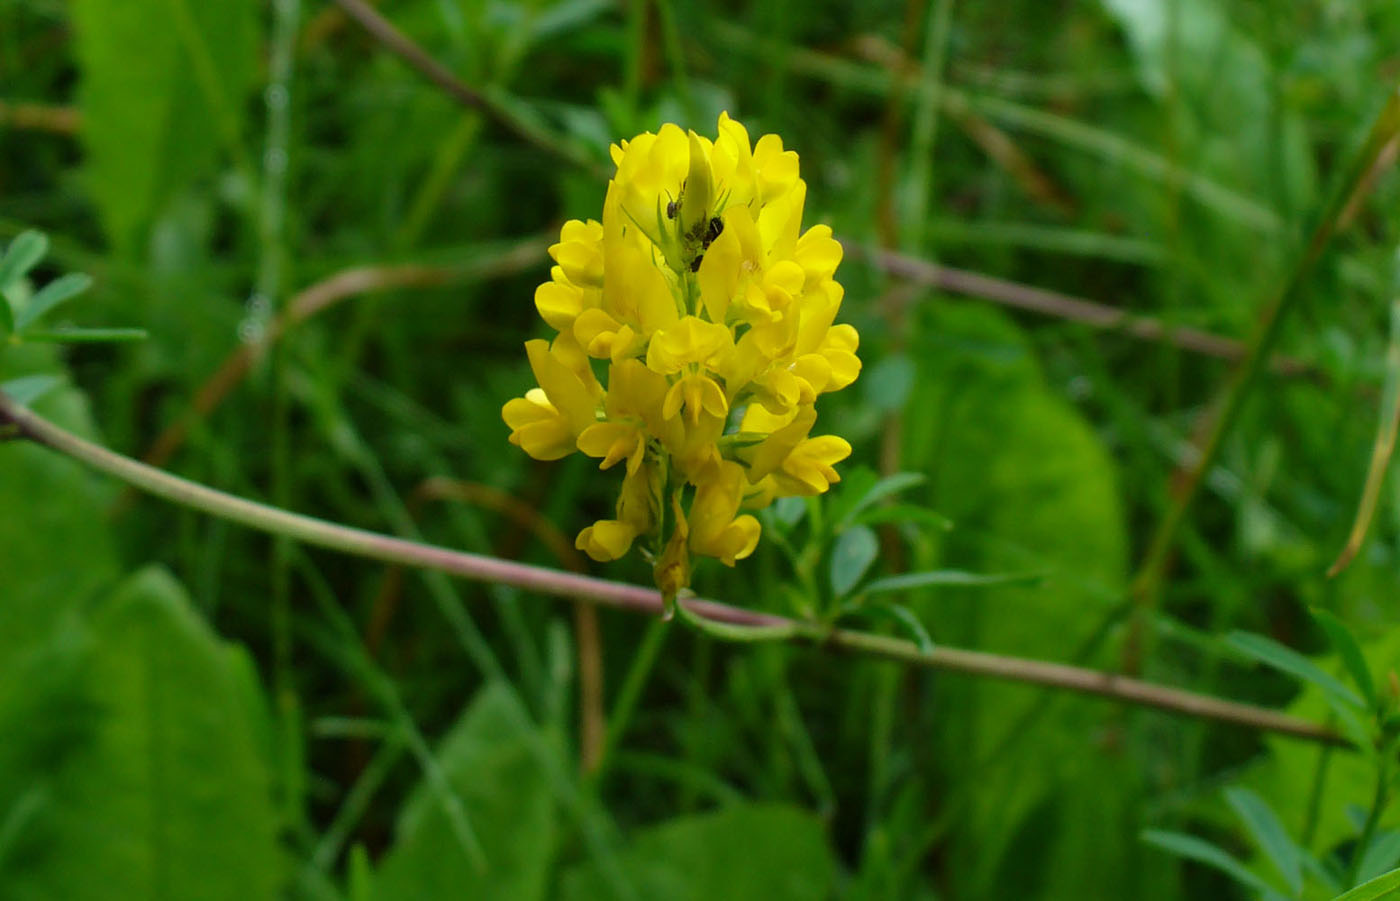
[{"left": 503, "top": 112, "right": 861, "bottom": 601}]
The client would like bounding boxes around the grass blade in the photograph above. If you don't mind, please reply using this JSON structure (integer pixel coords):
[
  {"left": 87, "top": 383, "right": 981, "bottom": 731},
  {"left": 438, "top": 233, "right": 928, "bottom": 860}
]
[
  {"left": 1329, "top": 297, "right": 1400, "bottom": 577},
  {"left": 863, "top": 569, "right": 1043, "bottom": 595},
  {"left": 1332, "top": 866, "right": 1400, "bottom": 900},
  {"left": 1312, "top": 607, "right": 1377, "bottom": 708},
  {"left": 1225, "top": 786, "right": 1303, "bottom": 895},
  {"left": 1141, "top": 829, "right": 1277, "bottom": 896},
  {"left": 1226, "top": 631, "right": 1366, "bottom": 711},
  {"left": 15, "top": 272, "right": 93, "bottom": 331}
]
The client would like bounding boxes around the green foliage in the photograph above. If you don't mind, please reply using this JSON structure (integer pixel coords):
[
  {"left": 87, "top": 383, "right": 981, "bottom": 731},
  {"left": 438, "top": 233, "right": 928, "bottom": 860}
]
[
  {"left": 5, "top": 0, "right": 1400, "bottom": 896},
  {"left": 373, "top": 683, "right": 559, "bottom": 900},
  {"left": 559, "top": 804, "right": 837, "bottom": 900},
  {"left": 70, "top": 0, "right": 256, "bottom": 250},
  {"left": 0, "top": 567, "right": 280, "bottom": 900}
]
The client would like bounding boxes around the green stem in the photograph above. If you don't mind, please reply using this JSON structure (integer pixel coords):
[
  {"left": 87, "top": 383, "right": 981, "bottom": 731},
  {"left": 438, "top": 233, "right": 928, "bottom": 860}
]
[
  {"left": 1350, "top": 755, "right": 1392, "bottom": 887},
  {"left": 1126, "top": 83, "right": 1400, "bottom": 670},
  {"left": 0, "top": 390, "right": 1346, "bottom": 746}
]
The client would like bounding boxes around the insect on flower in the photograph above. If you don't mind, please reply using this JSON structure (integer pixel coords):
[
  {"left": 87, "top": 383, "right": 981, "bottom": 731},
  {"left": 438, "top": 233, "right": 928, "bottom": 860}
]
[{"left": 502, "top": 113, "right": 861, "bottom": 605}]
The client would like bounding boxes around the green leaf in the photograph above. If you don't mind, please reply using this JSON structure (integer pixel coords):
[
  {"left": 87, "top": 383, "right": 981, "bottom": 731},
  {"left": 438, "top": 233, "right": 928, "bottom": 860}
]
[
  {"left": 0, "top": 374, "right": 63, "bottom": 407},
  {"left": 1332, "top": 866, "right": 1400, "bottom": 901},
  {"left": 825, "top": 467, "right": 927, "bottom": 530},
  {"left": 1226, "top": 630, "right": 1366, "bottom": 711},
  {"left": 15, "top": 273, "right": 93, "bottom": 332},
  {"left": 1224, "top": 787, "right": 1302, "bottom": 895},
  {"left": 71, "top": 0, "right": 256, "bottom": 249},
  {"left": 851, "top": 502, "right": 953, "bottom": 531},
  {"left": 1, "top": 567, "right": 280, "bottom": 899},
  {"left": 0, "top": 231, "right": 48, "bottom": 293},
  {"left": 829, "top": 524, "right": 880, "bottom": 597},
  {"left": 850, "top": 603, "right": 937, "bottom": 653},
  {"left": 862, "top": 569, "right": 1043, "bottom": 595},
  {"left": 1312, "top": 608, "right": 1377, "bottom": 708},
  {"left": 20, "top": 327, "right": 148, "bottom": 345},
  {"left": 901, "top": 303, "right": 1135, "bottom": 897},
  {"left": 1141, "top": 829, "right": 1277, "bottom": 896},
  {"left": 560, "top": 804, "right": 836, "bottom": 901},
  {"left": 0, "top": 350, "right": 118, "bottom": 665},
  {"left": 1359, "top": 832, "right": 1400, "bottom": 886},
  {"left": 374, "top": 683, "right": 558, "bottom": 901}
]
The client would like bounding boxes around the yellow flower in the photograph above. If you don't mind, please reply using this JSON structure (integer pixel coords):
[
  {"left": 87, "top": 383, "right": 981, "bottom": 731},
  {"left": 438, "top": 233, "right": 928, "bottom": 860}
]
[{"left": 502, "top": 112, "right": 861, "bottom": 600}]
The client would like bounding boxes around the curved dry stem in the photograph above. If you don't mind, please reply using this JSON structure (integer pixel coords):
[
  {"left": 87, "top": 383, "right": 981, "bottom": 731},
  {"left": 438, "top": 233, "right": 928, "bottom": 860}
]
[
  {"left": 142, "top": 242, "right": 547, "bottom": 469},
  {"left": 0, "top": 389, "right": 1344, "bottom": 747}
]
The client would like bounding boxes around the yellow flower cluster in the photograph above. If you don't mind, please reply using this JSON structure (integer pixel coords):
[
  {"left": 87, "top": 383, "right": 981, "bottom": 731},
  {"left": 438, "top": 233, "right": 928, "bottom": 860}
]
[{"left": 503, "top": 113, "right": 860, "bottom": 598}]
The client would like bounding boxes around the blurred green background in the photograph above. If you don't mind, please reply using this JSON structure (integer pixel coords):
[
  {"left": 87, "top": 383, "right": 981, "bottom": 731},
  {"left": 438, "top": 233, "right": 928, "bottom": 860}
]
[{"left": 4, "top": 0, "right": 1400, "bottom": 897}]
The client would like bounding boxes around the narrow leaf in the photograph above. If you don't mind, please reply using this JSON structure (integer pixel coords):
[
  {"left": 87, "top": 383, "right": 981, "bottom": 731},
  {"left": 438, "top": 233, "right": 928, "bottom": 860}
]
[
  {"left": 1329, "top": 298, "right": 1400, "bottom": 577},
  {"left": 15, "top": 273, "right": 93, "bottom": 332},
  {"left": 1141, "top": 829, "right": 1277, "bottom": 896},
  {"left": 871, "top": 603, "right": 936, "bottom": 653},
  {"left": 863, "top": 569, "right": 1043, "bottom": 595},
  {"left": 1225, "top": 787, "right": 1303, "bottom": 895},
  {"left": 20, "top": 327, "right": 147, "bottom": 344},
  {"left": 829, "top": 525, "right": 880, "bottom": 597},
  {"left": 0, "top": 375, "right": 63, "bottom": 407},
  {"left": 1312, "top": 607, "right": 1377, "bottom": 708},
  {"left": 1332, "top": 865, "right": 1400, "bottom": 901},
  {"left": 1226, "top": 631, "right": 1366, "bottom": 711},
  {"left": 839, "top": 472, "right": 927, "bottom": 528},
  {"left": 1359, "top": 831, "right": 1400, "bottom": 886},
  {"left": 853, "top": 503, "right": 953, "bottom": 531},
  {"left": 0, "top": 231, "right": 48, "bottom": 292}
]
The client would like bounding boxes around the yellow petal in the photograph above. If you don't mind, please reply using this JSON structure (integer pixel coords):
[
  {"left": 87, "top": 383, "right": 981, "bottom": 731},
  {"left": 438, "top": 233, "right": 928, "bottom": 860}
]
[
  {"left": 502, "top": 390, "right": 574, "bottom": 460},
  {"left": 535, "top": 280, "right": 585, "bottom": 332},
  {"left": 794, "top": 223, "right": 843, "bottom": 286},
  {"left": 577, "top": 421, "right": 640, "bottom": 470},
  {"left": 576, "top": 520, "right": 639, "bottom": 561},
  {"left": 525, "top": 339, "right": 597, "bottom": 435}
]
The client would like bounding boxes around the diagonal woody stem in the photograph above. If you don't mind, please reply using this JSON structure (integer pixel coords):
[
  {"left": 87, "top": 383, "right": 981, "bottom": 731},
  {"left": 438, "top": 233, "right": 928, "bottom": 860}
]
[{"left": 0, "top": 389, "right": 1342, "bottom": 747}]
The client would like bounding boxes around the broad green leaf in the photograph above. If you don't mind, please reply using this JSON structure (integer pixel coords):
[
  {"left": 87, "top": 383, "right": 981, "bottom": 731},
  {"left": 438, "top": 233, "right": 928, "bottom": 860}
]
[
  {"left": 1332, "top": 866, "right": 1400, "bottom": 901},
  {"left": 0, "top": 231, "right": 48, "bottom": 294},
  {"left": 1226, "top": 630, "right": 1366, "bottom": 711},
  {"left": 71, "top": 0, "right": 256, "bottom": 250},
  {"left": 1247, "top": 629, "right": 1400, "bottom": 867},
  {"left": 1, "top": 567, "right": 280, "bottom": 900},
  {"left": 560, "top": 803, "right": 836, "bottom": 901},
  {"left": 862, "top": 569, "right": 1042, "bottom": 595},
  {"left": 1312, "top": 608, "right": 1378, "bottom": 708},
  {"left": 374, "top": 683, "right": 558, "bottom": 901},
  {"left": 1141, "top": 830, "right": 1277, "bottom": 896},
  {"left": 15, "top": 273, "right": 93, "bottom": 332},
  {"left": 901, "top": 303, "right": 1144, "bottom": 899},
  {"left": 1224, "top": 787, "right": 1302, "bottom": 895},
  {"left": 0, "top": 348, "right": 119, "bottom": 665},
  {"left": 829, "top": 524, "right": 879, "bottom": 597}
]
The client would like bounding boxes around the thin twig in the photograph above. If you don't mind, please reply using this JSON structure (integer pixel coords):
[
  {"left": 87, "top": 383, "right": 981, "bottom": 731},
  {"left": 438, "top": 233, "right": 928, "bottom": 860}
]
[
  {"left": 1124, "top": 83, "right": 1400, "bottom": 672},
  {"left": 141, "top": 241, "right": 547, "bottom": 469},
  {"left": 856, "top": 243, "right": 1312, "bottom": 375},
  {"left": 0, "top": 100, "right": 80, "bottom": 134},
  {"left": 331, "top": 0, "right": 608, "bottom": 179},
  {"left": 0, "top": 390, "right": 1342, "bottom": 747}
]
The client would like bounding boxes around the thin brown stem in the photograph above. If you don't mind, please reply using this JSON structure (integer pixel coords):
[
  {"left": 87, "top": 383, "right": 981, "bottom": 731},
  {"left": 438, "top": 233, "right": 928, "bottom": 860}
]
[
  {"left": 857, "top": 243, "right": 1313, "bottom": 376},
  {"left": 141, "top": 242, "right": 547, "bottom": 470},
  {"left": 0, "top": 100, "right": 80, "bottom": 134},
  {"left": 0, "top": 389, "right": 1342, "bottom": 747},
  {"left": 331, "top": 0, "right": 608, "bottom": 178}
]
